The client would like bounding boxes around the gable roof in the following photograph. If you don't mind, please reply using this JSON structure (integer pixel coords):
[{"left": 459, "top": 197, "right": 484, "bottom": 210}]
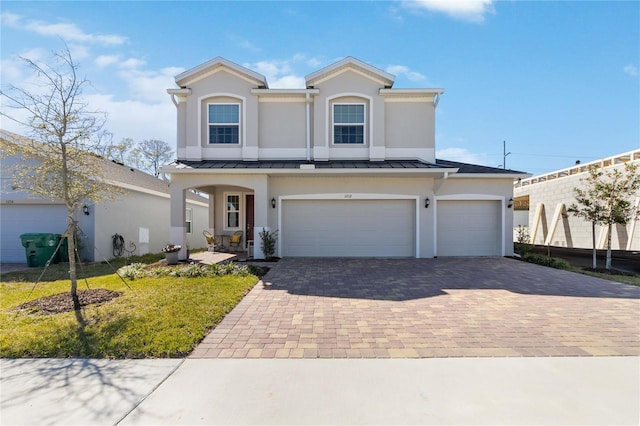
[
  {"left": 305, "top": 57, "right": 395, "bottom": 88},
  {"left": 174, "top": 56, "right": 269, "bottom": 88},
  {"left": 0, "top": 129, "right": 207, "bottom": 204}
]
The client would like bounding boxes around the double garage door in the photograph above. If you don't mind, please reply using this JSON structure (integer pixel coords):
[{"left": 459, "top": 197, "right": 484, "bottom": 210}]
[
  {"left": 281, "top": 199, "right": 415, "bottom": 257},
  {"left": 280, "top": 198, "right": 503, "bottom": 258}
]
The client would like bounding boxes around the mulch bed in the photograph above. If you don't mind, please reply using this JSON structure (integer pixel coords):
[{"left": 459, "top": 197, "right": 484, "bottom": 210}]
[{"left": 16, "top": 289, "right": 122, "bottom": 315}]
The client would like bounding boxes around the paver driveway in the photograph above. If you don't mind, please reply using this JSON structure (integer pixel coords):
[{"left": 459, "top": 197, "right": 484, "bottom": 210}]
[{"left": 191, "top": 258, "right": 640, "bottom": 358}]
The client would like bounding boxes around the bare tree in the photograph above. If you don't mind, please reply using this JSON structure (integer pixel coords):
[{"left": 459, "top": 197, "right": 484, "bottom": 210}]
[
  {"left": 95, "top": 136, "right": 136, "bottom": 165},
  {"left": 131, "top": 139, "right": 174, "bottom": 177},
  {"left": 568, "top": 163, "right": 640, "bottom": 270},
  {"left": 0, "top": 47, "right": 119, "bottom": 309}
]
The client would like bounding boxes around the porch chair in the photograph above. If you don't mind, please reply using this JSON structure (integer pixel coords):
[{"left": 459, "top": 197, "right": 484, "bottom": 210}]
[
  {"left": 203, "top": 230, "right": 216, "bottom": 252},
  {"left": 229, "top": 231, "right": 243, "bottom": 252}
]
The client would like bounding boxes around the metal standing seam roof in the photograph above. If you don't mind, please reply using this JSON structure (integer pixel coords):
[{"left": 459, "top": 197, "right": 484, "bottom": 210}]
[
  {"left": 173, "top": 159, "right": 454, "bottom": 170},
  {"left": 435, "top": 159, "right": 528, "bottom": 174},
  {"left": 172, "top": 159, "right": 528, "bottom": 174}
]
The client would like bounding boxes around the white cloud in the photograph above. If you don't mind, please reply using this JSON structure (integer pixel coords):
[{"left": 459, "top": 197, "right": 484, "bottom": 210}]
[
  {"left": 120, "top": 58, "right": 147, "bottom": 69},
  {"left": 244, "top": 58, "right": 302, "bottom": 89},
  {"left": 117, "top": 66, "right": 184, "bottom": 103},
  {"left": 271, "top": 75, "right": 306, "bottom": 89},
  {"left": 85, "top": 94, "right": 176, "bottom": 146},
  {"left": 436, "top": 147, "right": 489, "bottom": 165},
  {"left": 1, "top": 12, "right": 127, "bottom": 45},
  {"left": 0, "top": 58, "right": 24, "bottom": 82},
  {"left": 403, "top": 0, "right": 495, "bottom": 23},
  {"left": 15, "top": 47, "right": 48, "bottom": 63},
  {"left": 95, "top": 55, "right": 120, "bottom": 68},
  {"left": 242, "top": 54, "right": 328, "bottom": 89},
  {"left": 67, "top": 43, "right": 90, "bottom": 61},
  {"left": 386, "top": 64, "right": 427, "bottom": 82},
  {"left": 1, "top": 12, "right": 21, "bottom": 26},
  {"left": 624, "top": 64, "right": 638, "bottom": 77},
  {"left": 0, "top": 49, "right": 52, "bottom": 94},
  {"left": 227, "top": 34, "right": 261, "bottom": 52}
]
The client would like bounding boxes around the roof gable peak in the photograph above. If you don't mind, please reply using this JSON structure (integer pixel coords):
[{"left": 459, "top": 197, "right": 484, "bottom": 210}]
[
  {"left": 305, "top": 57, "right": 395, "bottom": 87},
  {"left": 175, "top": 56, "right": 269, "bottom": 88}
]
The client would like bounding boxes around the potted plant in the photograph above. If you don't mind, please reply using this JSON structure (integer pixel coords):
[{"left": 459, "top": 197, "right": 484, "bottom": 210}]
[{"left": 162, "top": 244, "right": 181, "bottom": 265}]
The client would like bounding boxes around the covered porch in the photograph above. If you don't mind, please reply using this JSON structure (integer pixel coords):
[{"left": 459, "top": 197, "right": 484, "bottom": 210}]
[{"left": 169, "top": 173, "right": 270, "bottom": 260}]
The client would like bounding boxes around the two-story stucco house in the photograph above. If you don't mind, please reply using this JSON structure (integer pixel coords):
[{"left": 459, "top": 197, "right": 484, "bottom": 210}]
[{"left": 164, "top": 57, "right": 527, "bottom": 259}]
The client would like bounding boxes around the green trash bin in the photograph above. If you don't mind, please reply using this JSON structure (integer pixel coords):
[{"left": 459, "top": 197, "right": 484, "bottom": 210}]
[
  {"left": 19, "top": 233, "right": 61, "bottom": 267},
  {"left": 57, "top": 234, "right": 69, "bottom": 263}
]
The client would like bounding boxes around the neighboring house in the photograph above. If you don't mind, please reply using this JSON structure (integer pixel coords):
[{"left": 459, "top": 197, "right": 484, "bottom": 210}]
[
  {"left": 513, "top": 150, "right": 640, "bottom": 251},
  {"left": 164, "top": 57, "right": 528, "bottom": 259},
  {"left": 0, "top": 130, "right": 209, "bottom": 263}
]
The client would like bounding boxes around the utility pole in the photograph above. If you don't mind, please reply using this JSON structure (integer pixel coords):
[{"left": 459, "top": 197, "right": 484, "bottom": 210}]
[{"left": 503, "top": 140, "right": 511, "bottom": 169}]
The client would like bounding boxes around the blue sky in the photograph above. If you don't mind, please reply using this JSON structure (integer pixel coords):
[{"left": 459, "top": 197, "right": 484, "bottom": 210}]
[{"left": 1, "top": 0, "right": 638, "bottom": 175}]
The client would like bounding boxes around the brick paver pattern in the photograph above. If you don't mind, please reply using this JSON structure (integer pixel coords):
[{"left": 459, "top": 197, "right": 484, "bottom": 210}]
[{"left": 191, "top": 258, "right": 640, "bottom": 359}]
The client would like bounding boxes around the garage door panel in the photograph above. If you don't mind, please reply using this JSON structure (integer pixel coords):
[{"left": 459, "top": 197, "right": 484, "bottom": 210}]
[
  {"left": 282, "top": 199, "right": 415, "bottom": 257},
  {"left": 0, "top": 205, "right": 67, "bottom": 263},
  {"left": 437, "top": 200, "right": 501, "bottom": 256}
]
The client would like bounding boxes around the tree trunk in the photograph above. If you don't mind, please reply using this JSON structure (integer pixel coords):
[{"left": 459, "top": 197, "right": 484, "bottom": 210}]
[
  {"left": 66, "top": 211, "right": 80, "bottom": 310},
  {"left": 605, "top": 223, "right": 613, "bottom": 270},
  {"left": 591, "top": 222, "right": 597, "bottom": 269}
]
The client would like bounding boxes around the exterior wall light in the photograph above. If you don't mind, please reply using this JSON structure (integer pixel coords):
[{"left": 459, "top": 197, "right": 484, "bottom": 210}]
[
  {"left": 424, "top": 197, "right": 430, "bottom": 209},
  {"left": 82, "top": 204, "right": 90, "bottom": 215},
  {"left": 507, "top": 198, "right": 513, "bottom": 208},
  {"left": 271, "top": 197, "right": 276, "bottom": 208}
]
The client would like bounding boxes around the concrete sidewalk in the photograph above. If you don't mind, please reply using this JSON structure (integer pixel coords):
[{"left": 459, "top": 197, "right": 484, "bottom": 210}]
[
  {"left": 2, "top": 357, "right": 638, "bottom": 425},
  {"left": 0, "top": 358, "right": 183, "bottom": 425}
]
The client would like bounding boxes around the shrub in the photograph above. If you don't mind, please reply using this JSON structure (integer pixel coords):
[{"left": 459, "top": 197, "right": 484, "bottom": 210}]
[
  {"left": 523, "top": 254, "right": 570, "bottom": 270},
  {"left": 247, "top": 264, "right": 269, "bottom": 278},
  {"left": 171, "top": 264, "right": 206, "bottom": 278},
  {"left": 206, "top": 263, "right": 249, "bottom": 277},
  {"left": 117, "top": 261, "right": 253, "bottom": 280},
  {"left": 117, "top": 263, "right": 147, "bottom": 280},
  {"left": 259, "top": 229, "right": 278, "bottom": 259},
  {"left": 514, "top": 225, "right": 532, "bottom": 257}
]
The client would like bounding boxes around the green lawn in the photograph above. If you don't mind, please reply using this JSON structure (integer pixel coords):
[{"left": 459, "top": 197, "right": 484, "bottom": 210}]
[
  {"left": 567, "top": 266, "right": 640, "bottom": 286},
  {"left": 0, "top": 257, "right": 258, "bottom": 358}
]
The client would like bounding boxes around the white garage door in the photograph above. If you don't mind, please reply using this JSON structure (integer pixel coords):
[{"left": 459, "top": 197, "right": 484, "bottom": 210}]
[
  {"left": 437, "top": 200, "right": 502, "bottom": 256},
  {"left": 0, "top": 204, "right": 67, "bottom": 263},
  {"left": 282, "top": 199, "right": 415, "bottom": 257}
]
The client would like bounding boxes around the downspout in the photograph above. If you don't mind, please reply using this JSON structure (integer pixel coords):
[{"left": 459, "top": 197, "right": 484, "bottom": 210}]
[{"left": 305, "top": 92, "right": 311, "bottom": 162}]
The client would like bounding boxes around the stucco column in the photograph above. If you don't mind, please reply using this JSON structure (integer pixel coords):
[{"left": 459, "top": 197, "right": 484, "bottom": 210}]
[
  {"left": 170, "top": 184, "right": 187, "bottom": 259},
  {"left": 252, "top": 176, "right": 269, "bottom": 259},
  {"left": 208, "top": 195, "right": 215, "bottom": 232}
]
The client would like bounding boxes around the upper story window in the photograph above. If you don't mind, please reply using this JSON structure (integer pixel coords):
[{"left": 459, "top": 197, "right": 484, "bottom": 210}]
[
  {"left": 333, "top": 104, "right": 365, "bottom": 144},
  {"left": 208, "top": 104, "right": 240, "bottom": 144}
]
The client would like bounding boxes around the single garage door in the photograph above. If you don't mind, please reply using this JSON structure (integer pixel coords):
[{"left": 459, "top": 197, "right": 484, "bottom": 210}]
[
  {"left": 0, "top": 204, "right": 67, "bottom": 263},
  {"left": 437, "top": 200, "right": 501, "bottom": 256},
  {"left": 282, "top": 199, "right": 415, "bottom": 257}
]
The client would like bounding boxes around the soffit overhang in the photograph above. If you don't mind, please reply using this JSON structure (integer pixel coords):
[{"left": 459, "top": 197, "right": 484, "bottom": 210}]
[
  {"left": 174, "top": 57, "right": 268, "bottom": 88},
  {"left": 305, "top": 57, "right": 395, "bottom": 88}
]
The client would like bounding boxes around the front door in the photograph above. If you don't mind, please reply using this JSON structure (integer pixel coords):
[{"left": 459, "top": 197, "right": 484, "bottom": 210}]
[{"left": 245, "top": 194, "right": 254, "bottom": 247}]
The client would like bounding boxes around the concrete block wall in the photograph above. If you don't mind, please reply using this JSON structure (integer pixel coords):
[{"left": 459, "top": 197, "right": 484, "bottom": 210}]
[{"left": 514, "top": 159, "right": 639, "bottom": 251}]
